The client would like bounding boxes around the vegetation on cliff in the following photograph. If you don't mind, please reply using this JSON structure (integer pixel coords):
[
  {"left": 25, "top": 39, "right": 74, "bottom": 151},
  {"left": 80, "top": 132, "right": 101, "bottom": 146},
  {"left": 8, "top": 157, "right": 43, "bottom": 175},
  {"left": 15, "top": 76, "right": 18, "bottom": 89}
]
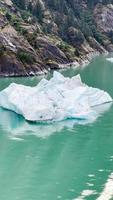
[{"left": 0, "top": 0, "right": 113, "bottom": 76}]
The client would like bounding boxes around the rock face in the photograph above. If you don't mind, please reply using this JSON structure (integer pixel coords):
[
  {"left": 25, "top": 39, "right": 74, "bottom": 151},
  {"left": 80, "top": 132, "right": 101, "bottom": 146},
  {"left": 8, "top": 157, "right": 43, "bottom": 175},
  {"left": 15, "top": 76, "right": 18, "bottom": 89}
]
[
  {"left": 94, "top": 3, "right": 113, "bottom": 51},
  {"left": 94, "top": 4, "right": 113, "bottom": 33},
  {"left": 0, "top": 71, "right": 112, "bottom": 122},
  {"left": 0, "top": 0, "right": 113, "bottom": 76}
]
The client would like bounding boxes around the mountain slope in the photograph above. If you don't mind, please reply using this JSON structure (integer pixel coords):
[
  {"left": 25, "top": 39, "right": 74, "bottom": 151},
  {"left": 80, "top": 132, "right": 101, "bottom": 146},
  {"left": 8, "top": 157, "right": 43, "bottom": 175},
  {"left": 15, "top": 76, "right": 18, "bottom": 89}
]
[{"left": 0, "top": 0, "right": 113, "bottom": 76}]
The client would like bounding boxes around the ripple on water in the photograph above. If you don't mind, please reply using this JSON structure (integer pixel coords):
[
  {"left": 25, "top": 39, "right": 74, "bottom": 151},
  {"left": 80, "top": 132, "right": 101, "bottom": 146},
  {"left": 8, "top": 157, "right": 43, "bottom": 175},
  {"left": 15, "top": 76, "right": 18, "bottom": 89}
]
[
  {"left": 98, "top": 169, "right": 104, "bottom": 172},
  {"left": 86, "top": 182, "right": 94, "bottom": 187},
  {"left": 88, "top": 174, "right": 95, "bottom": 177}
]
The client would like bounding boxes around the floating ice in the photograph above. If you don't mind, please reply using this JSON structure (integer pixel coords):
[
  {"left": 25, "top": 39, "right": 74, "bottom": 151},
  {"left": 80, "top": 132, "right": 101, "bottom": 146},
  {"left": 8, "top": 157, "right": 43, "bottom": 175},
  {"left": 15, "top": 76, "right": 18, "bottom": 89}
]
[
  {"left": 97, "top": 173, "right": 113, "bottom": 200},
  {"left": 73, "top": 189, "right": 97, "bottom": 200},
  {"left": 106, "top": 57, "right": 113, "bottom": 63},
  {"left": 0, "top": 71, "right": 112, "bottom": 122}
]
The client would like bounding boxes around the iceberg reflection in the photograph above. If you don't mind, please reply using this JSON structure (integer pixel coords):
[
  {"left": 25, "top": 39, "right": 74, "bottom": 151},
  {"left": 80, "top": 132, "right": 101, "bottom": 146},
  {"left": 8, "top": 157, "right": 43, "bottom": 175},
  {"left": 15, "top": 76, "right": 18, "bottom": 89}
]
[{"left": 0, "top": 103, "right": 112, "bottom": 140}]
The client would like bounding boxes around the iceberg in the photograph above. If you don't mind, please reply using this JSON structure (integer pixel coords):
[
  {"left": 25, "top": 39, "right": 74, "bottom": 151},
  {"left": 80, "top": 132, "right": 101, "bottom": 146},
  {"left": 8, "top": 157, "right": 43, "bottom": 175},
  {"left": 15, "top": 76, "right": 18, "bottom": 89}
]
[{"left": 0, "top": 71, "right": 112, "bottom": 122}]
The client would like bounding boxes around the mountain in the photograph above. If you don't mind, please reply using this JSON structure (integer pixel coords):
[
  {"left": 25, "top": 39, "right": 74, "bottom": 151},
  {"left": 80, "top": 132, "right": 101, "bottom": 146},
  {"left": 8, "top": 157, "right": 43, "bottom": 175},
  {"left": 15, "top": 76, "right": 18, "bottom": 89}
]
[{"left": 0, "top": 0, "right": 113, "bottom": 76}]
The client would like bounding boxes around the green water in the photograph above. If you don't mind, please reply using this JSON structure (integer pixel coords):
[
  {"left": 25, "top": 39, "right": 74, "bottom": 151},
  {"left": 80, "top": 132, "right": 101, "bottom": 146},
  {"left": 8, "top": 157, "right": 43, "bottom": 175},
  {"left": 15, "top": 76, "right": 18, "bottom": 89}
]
[{"left": 0, "top": 55, "right": 113, "bottom": 200}]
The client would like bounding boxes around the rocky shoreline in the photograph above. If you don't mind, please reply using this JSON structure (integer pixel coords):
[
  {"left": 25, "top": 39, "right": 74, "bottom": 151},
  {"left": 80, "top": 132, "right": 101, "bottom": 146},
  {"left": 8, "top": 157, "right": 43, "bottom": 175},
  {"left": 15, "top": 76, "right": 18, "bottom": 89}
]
[
  {"left": 0, "top": 0, "right": 113, "bottom": 77},
  {"left": 0, "top": 51, "right": 101, "bottom": 78}
]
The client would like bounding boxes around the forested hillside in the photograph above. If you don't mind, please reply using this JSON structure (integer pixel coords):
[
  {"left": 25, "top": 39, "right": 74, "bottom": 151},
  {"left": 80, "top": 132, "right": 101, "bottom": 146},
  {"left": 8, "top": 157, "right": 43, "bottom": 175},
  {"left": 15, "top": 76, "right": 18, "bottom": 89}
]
[{"left": 0, "top": 0, "right": 113, "bottom": 76}]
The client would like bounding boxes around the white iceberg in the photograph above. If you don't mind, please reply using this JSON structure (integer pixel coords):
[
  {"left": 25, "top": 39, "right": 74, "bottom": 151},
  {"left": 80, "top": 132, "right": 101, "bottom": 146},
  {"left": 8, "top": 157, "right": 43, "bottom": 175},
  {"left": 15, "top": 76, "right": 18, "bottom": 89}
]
[
  {"left": 106, "top": 57, "right": 113, "bottom": 63},
  {"left": 0, "top": 71, "right": 112, "bottom": 122}
]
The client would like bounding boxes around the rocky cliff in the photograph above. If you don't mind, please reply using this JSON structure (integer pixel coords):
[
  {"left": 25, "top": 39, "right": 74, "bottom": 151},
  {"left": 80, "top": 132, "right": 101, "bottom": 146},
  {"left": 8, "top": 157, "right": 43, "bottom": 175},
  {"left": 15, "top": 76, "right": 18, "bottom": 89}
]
[{"left": 0, "top": 0, "right": 113, "bottom": 76}]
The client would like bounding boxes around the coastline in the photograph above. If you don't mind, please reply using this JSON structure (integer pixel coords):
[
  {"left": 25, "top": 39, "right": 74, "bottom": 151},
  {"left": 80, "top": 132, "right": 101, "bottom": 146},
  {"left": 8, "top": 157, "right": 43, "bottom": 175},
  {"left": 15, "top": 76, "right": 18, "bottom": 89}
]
[{"left": 0, "top": 51, "right": 108, "bottom": 78}]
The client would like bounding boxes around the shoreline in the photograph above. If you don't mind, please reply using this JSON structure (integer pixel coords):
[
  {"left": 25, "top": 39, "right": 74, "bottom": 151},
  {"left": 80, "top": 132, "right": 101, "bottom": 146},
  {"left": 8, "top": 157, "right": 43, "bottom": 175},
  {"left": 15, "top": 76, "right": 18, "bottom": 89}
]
[
  {"left": 0, "top": 51, "right": 108, "bottom": 78},
  {"left": 59, "top": 51, "right": 100, "bottom": 69}
]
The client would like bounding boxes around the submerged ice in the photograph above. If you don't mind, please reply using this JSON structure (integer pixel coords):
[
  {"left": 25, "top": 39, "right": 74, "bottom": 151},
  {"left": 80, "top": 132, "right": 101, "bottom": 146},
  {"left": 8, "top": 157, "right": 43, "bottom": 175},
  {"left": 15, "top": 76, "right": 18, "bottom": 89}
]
[{"left": 0, "top": 71, "right": 112, "bottom": 122}]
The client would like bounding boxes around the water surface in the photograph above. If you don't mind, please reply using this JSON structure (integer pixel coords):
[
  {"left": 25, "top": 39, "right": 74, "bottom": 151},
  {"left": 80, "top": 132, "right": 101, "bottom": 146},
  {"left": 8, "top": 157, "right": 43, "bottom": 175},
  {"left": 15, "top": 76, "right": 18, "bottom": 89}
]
[{"left": 0, "top": 55, "right": 113, "bottom": 200}]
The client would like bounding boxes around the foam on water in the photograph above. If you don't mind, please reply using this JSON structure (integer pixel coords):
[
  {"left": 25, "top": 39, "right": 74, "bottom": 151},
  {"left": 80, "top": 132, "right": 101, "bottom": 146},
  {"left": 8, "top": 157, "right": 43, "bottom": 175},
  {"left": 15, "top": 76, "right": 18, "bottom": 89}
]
[{"left": 0, "top": 71, "right": 112, "bottom": 122}]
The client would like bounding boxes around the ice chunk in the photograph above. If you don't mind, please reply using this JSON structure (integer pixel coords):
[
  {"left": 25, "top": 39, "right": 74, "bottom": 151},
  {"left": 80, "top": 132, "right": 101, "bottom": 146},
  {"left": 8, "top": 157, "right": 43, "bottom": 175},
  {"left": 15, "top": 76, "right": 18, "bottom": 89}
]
[
  {"left": 0, "top": 71, "right": 112, "bottom": 122},
  {"left": 106, "top": 57, "right": 113, "bottom": 63}
]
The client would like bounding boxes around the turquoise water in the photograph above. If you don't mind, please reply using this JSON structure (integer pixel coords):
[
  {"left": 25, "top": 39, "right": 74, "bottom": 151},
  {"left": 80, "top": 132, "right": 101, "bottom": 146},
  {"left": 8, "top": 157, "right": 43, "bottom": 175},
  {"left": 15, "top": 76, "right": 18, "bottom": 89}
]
[{"left": 0, "top": 55, "right": 113, "bottom": 199}]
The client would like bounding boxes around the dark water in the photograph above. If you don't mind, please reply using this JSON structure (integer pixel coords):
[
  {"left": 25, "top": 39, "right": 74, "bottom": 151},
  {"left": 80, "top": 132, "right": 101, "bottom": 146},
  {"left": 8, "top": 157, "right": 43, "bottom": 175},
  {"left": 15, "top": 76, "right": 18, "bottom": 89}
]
[{"left": 0, "top": 55, "right": 113, "bottom": 200}]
